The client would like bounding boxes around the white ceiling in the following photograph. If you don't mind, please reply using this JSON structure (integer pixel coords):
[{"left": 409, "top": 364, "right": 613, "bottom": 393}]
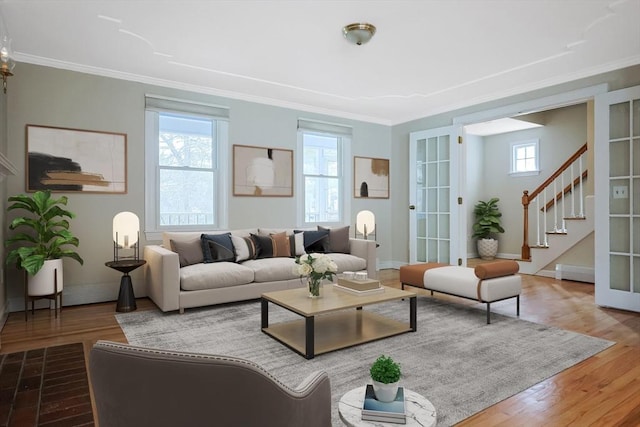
[{"left": 1, "top": 0, "right": 639, "bottom": 125}]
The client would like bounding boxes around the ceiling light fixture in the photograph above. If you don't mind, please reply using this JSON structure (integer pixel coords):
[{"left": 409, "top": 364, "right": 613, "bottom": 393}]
[
  {"left": 342, "top": 23, "right": 376, "bottom": 46},
  {"left": 0, "top": 36, "right": 15, "bottom": 93}
]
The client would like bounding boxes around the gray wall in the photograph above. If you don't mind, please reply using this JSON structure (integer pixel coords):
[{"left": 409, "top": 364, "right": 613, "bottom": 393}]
[
  {"left": 0, "top": 83, "right": 7, "bottom": 334},
  {"left": 3, "top": 63, "right": 390, "bottom": 311}
]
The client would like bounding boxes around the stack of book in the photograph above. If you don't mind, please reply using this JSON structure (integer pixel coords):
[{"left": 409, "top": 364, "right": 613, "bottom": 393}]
[
  {"left": 361, "top": 384, "right": 406, "bottom": 424},
  {"left": 334, "top": 277, "right": 384, "bottom": 295}
]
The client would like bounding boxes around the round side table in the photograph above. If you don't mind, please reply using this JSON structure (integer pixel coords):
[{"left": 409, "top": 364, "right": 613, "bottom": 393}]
[
  {"left": 338, "top": 385, "right": 437, "bottom": 427},
  {"left": 105, "top": 259, "right": 146, "bottom": 312}
]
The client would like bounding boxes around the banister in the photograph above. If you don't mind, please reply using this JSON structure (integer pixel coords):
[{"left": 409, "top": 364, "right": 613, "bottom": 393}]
[{"left": 520, "top": 142, "right": 588, "bottom": 261}]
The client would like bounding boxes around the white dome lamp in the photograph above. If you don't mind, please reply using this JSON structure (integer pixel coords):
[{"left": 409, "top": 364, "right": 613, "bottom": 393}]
[
  {"left": 113, "top": 211, "right": 140, "bottom": 260},
  {"left": 342, "top": 23, "right": 376, "bottom": 46},
  {"left": 356, "top": 210, "right": 376, "bottom": 240}
]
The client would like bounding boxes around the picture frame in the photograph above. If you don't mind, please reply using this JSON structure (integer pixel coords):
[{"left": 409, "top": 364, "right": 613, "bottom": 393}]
[
  {"left": 354, "top": 156, "right": 389, "bottom": 199},
  {"left": 26, "top": 124, "right": 127, "bottom": 193},
  {"left": 233, "top": 144, "right": 293, "bottom": 197}
]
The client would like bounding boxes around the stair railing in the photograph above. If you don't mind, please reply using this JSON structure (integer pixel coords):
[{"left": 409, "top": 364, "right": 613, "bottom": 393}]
[{"left": 521, "top": 143, "right": 588, "bottom": 260}]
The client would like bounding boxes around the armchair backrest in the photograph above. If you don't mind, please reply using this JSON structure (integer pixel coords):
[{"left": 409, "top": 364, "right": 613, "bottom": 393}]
[{"left": 89, "top": 340, "right": 331, "bottom": 427}]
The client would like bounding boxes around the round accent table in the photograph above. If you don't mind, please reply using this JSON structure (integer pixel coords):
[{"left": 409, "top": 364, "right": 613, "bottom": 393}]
[
  {"left": 105, "top": 259, "right": 146, "bottom": 312},
  {"left": 339, "top": 385, "right": 437, "bottom": 427}
]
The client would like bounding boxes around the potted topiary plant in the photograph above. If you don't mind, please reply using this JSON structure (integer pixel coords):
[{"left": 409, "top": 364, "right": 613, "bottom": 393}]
[
  {"left": 472, "top": 197, "right": 505, "bottom": 260},
  {"left": 369, "top": 355, "right": 401, "bottom": 402},
  {"left": 5, "top": 190, "right": 84, "bottom": 296}
]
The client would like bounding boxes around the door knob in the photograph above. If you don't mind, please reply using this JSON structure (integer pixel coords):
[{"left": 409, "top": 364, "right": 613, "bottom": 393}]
[{"left": 409, "top": 205, "right": 415, "bottom": 210}]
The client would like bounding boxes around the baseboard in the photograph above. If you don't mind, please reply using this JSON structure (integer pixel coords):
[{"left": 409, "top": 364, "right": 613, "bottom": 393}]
[
  {"left": 555, "top": 264, "right": 595, "bottom": 283},
  {"left": 7, "top": 279, "right": 148, "bottom": 313},
  {"left": 536, "top": 269, "right": 556, "bottom": 279}
]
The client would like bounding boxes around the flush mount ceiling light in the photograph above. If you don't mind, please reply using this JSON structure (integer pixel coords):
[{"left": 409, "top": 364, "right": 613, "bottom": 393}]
[{"left": 342, "top": 23, "right": 376, "bottom": 45}]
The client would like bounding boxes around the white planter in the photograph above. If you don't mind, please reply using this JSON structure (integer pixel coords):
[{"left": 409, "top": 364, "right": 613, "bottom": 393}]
[
  {"left": 28, "top": 259, "right": 63, "bottom": 296},
  {"left": 372, "top": 380, "right": 399, "bottom": 402},
  {"left": 477, "top": 238, "right": 498, "bottom": 260}
]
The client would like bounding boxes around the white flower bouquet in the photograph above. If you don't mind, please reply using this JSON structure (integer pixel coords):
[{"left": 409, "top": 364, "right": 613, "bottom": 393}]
[{"left": 294, "top": 253, "right": 338, "bottom": 297}]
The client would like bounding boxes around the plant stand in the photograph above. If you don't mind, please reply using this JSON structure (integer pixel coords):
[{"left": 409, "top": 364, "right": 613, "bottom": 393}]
[{"left": 24, "top": 268, "right": 62, "bottom": 321}]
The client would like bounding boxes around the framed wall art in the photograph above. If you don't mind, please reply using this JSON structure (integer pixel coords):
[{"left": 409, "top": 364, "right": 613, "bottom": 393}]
[
  {"left": 26, "top": 124, "right": 127, "bottom": 193},
  {"left": 233, "top": 144, "right": 293, "bottom": 197},
  {"left": 354, "top": 156, "right": 389, "bottom": 199}
]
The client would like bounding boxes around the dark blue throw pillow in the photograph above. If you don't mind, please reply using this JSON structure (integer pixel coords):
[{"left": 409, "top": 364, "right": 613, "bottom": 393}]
[
  {"left": 295, "top": 229, "right": 330, "bottom": 253},
  {"left": 201, "top": 233, "right": 235, "bottom": 263}
]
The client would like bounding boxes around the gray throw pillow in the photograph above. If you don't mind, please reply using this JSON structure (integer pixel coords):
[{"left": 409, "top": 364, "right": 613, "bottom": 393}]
[
  {"left": 169, "top": 238, "right": 204, "bottom": 267},
  {"left": 318, "top": 225, "right": 350, "bottom": 253},
  {"left": 201, "top": 233, "right": 235, "bottom": 263}
]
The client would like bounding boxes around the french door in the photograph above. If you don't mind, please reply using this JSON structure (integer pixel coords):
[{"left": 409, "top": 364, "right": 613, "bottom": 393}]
[
  {"left": 409, "top": 126, "right": 462, "bottom": 265},
  {"left": 594, "top": 84, "right": 640, "bottom": 312}
]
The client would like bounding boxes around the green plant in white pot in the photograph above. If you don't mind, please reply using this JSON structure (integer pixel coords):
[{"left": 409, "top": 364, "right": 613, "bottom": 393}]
[
  {"left": 5, "top": 190, "right": 84, "bottom": 296},
  {"left": 369, "top": 355, "right": 401, "bottom": 402},
  {"left": 472, "top": 197, "right": 505, "bottom": 260}
]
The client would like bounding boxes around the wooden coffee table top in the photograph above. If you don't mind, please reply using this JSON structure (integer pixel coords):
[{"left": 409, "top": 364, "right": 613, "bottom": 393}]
[{"left": 262, "top": 285, "right": 416, "bottom": 317}]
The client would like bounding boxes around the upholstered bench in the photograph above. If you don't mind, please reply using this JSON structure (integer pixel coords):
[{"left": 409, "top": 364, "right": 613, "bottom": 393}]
[{"left": 399, "top": 260, "right": 521, "bottom": 324}]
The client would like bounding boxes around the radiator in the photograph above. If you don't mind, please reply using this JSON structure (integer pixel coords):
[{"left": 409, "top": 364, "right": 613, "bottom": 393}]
[{"left": 555, "top": 264, "right": 595, "bottom": 283}]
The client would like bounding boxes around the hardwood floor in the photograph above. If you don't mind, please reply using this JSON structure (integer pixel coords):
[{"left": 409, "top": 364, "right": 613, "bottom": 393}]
[{"left": 2, "top": 270, "right": 639, "bottom": 426}]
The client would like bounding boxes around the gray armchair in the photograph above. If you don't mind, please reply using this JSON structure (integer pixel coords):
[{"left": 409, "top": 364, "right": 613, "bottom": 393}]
[{"left": 89, "top": 340, "right": 331, "bottom": 427}]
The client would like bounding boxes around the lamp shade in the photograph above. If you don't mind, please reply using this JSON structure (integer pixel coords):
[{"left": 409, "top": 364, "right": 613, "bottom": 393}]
[
  {"left": 113, "top": 211, "right": 139, "bottom": 248},
  {"left": 356, "top": 210, "right": 376, "bottom": 236}
]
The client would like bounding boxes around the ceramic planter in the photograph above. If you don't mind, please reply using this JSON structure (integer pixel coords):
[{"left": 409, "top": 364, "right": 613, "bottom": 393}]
[
  {"left": 477, "top": 238, "right": 498, "bottom": 260},
  {"left": 28, "top": 259, "right": 63, "bottom": 296},
  {"left": 372, "top": 380, "right": 399, "bottom": 402}
]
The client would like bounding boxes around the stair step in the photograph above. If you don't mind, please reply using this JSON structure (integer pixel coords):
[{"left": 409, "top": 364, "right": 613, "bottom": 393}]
[
  {"left": 546, "top": 231, "right": 567, "bottom": 235},
  {"left": 564, "top": 216, "right": 586, "bottom": 220},
  {"left": 530, "top": 245, "right": 549, "bottom": 249}
]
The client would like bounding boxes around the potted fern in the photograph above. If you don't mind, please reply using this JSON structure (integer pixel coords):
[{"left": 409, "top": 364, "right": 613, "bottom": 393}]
[
  {"left": 369, "top": 355, "right": 401, "bottom": 402},
  {"left": 472, "top": 197, "right": 505, "bottom": 260},
  {"left": 5, "top": 190, "right": 84, "bottom": 296}
]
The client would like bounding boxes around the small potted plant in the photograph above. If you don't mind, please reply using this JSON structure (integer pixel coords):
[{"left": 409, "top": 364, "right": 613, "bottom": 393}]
[
  {"left": 5, "top": 190, "right": 84, "bottom": 296},
  {"left": 472, "top": 197, "right": 505, "bottom": 260},
  {"left": 369, "top": 355, "right": 401, "bottom": 402}
]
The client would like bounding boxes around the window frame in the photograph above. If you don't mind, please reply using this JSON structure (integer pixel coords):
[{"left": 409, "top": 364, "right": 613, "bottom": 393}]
[
  {"left": 144, "top": 97, "right": 229, "bottom": 241},
  {"left": 296, "top": 129, "right": 351, "bottom": 227},
  {"left": 509, "top": 138, "right": 540, "bottom": 177}
]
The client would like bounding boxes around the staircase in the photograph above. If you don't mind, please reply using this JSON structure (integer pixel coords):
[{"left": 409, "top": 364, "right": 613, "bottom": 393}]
[{"left": 517, "top": 143, "right": 594, "bottom": 275}]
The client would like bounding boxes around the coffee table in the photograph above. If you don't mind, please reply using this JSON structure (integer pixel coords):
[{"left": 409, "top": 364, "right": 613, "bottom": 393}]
[
  {"left": 338, "top": 385, "right": 437, "bottom": 427},
  {"left": 261, "top": 285, "right": 417, "bottom": 359}
]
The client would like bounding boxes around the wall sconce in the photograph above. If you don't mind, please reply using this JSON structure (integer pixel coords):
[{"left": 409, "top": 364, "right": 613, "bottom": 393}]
[
  {"left": 356, "top": 210, "right": 376, "bottom": 240},
  {"left": 112, "top": 211, "right": 140, "bottom": 261},
  {"left": 0, "top": 36, "right": 15, "bottom": 94}
]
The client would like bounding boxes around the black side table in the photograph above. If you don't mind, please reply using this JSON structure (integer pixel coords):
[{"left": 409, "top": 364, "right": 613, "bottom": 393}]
[{"left": 105, "top": 259, "right": 146, "bottom": 312}]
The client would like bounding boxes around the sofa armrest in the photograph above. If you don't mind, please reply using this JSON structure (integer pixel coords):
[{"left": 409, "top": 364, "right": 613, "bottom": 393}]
[
  {"left": 144, "top": 245, "right": 181, "bottom": 312},
  {"left": 348, "top": 238, "right": 377, "bottom": 279}
]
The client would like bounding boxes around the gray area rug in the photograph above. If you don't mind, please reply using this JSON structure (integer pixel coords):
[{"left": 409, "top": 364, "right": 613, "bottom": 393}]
[{"left": 117, "top": 297, "right": 613, "bottom": 426}]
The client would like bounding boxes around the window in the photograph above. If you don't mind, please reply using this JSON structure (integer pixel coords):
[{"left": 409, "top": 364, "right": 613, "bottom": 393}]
[
  {"left": 297, "top": 119, "right": 351, "bottom": 226},
  {"left": 145, "top": 96, "right": 229, "bottom": 238},
  {"left": 510, "top": 139, "right": 539, "bottom": 176}
]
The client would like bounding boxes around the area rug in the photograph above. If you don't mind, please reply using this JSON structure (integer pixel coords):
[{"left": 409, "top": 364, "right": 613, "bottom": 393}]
[
  {"left": 116, "top": 298, "right": 613, "bottom": 426},
  {"left": 0, "top": 343, "right": 94, "bottom": 426}
]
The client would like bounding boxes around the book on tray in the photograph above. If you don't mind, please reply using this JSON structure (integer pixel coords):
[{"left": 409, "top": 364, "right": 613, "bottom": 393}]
[{"left": 361, "top": 384, "right": 406, "bottom": 424}]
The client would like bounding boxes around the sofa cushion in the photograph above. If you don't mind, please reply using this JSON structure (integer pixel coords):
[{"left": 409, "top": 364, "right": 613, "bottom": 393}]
[
  {"left": 201, "top": 233, "right": 235, "bottom": 263},
  {"left": 179, "top": 262, "right": 255, "bottom": 291},
  {"left": 241, "top": 258, "right": 300, "bottom": 282},
  {"left": 250, "top": 233, "right": 275, "bottom": 259},
  {"left": 289, "top": 231, "right": 305, "bottom": 257},
  {"left": 296, "top": 229, "right": 330, "bottom": 253},
  {"left": 325, "top": 253, "right": 367, "bottom": 273},
  {"left": 270, "top": 231, "right": 291, "bottom": 257},
  {"left": 318, "top": 225, "right": 350, "bottom": 254},
  {"left": 169, "top": 238, "right": 204, "bottom": 267},
  {"left": 231, "top": 235, "right": 257, "bottom": 262}
]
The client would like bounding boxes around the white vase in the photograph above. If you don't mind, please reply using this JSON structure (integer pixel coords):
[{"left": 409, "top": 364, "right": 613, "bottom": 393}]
[
  {"left": 28, "top": 259, "right": 63, "bottom": 296},
  {"left": 372, "top": 380, "right": 399, "bottom": 402},
  {"left": 477, "top": 238, "right": 498, "bottom": 260}
]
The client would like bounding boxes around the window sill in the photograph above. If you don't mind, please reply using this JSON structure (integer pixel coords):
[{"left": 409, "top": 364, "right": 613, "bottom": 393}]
[{"left": 509, "top": 170, "right": 540, "bottom": 177}]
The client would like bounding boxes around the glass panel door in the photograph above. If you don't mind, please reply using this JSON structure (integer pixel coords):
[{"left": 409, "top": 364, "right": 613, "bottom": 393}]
[
  {"left": 595, "top": 85, "right": 640, "bottom": 312},
  {"left": 409, "top": 126, "right": 460, "bottom": 265}
]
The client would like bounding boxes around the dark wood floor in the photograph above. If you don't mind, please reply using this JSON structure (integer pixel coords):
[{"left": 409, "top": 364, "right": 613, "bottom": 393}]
[{"left": 2, "top": 269, "right": 639, "bottom": 426}]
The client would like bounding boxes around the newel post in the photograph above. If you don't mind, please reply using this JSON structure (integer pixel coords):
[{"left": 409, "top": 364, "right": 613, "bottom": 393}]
[{"left": 521, "top": 190, "right": 531, "bottom": 260}]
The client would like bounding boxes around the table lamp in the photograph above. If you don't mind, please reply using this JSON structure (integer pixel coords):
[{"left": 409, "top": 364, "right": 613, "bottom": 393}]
[
  {"left": 113, "top": 211, "right": 140, "bottom": 261},
  {"left": 356, "top": 210, "right": 376, "bottom": 240}
]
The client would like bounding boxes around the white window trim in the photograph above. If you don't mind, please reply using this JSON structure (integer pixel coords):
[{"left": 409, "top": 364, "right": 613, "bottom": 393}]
[
  {"left": 296, "top": 130, "right": 351, "bottom": 227},
  {"left": 509, "top": 138, "right": 540, "bottom": 177},
  {"left": 144, "top": 105, "right": 229, "bottom": 242}
]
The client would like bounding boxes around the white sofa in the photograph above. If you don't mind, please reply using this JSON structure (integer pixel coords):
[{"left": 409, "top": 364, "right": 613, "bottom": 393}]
[{"left": 144, "top": 228, "right": 377, "bottom": 313}]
